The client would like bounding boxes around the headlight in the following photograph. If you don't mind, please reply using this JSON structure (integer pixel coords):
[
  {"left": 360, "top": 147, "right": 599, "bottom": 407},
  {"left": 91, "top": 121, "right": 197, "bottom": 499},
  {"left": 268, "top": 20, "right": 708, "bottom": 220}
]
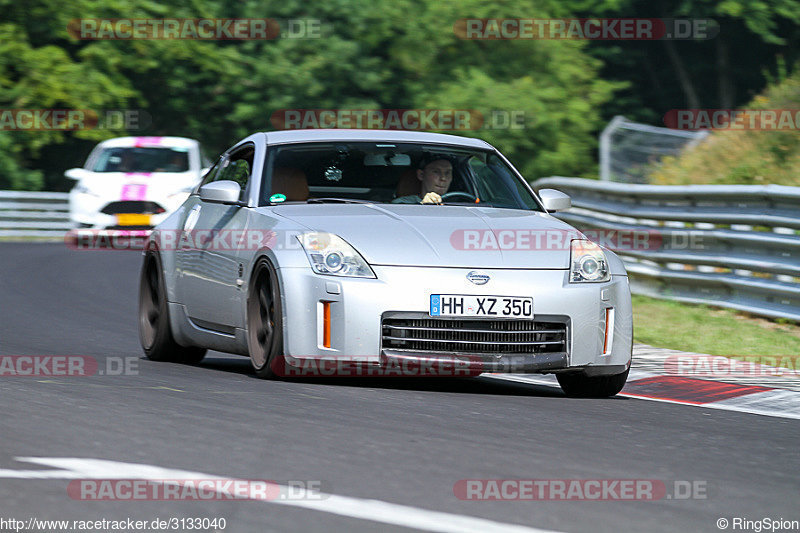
[
  {"left": 298, "top": 232, "right": 376, "bottom": 278},
  {"left": 570, "top": 239, "right": 610, "bottom": 283}
]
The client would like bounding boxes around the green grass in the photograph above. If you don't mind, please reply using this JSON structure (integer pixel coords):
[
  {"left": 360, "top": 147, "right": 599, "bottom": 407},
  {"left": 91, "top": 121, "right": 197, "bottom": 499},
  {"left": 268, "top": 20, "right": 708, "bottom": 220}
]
[{"left": 632, "top": 294, "right": 800, "bottom": 356}]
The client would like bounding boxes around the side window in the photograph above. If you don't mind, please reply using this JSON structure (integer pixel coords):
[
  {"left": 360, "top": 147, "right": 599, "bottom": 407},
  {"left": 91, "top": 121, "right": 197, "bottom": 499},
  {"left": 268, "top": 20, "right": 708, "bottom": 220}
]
[
  {"left": 468, "top": 155, "right": 539, "bottom": 210},
  {"left": 215, "top": 145, "right": 255, "bottom": 202},
  {"left": 195, "top": 158, "right": 222, "bottom": 192},
  {"left": 222, "top": 159, "right": 251, "bottom": 189},
  {"left": 469, "top": 156, "right": 512, "bottom": 204}
]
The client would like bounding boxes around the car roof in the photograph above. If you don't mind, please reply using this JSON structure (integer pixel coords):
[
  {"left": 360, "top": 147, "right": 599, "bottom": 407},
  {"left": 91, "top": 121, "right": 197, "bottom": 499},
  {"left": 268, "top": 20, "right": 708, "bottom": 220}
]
[
  {"left": 261, "top": 129, "right": 495, "bottom": 149},
  {"left": 97, "top": 136, "right": 199, "bottom": 148}
]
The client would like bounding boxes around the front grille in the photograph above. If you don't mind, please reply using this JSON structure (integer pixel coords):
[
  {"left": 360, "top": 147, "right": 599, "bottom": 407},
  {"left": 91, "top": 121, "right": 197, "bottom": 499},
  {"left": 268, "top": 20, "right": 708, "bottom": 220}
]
[
  {"left": 101, "top": 201, "right": 165, "bottom": 215},
  {"left": 381, "top": 316, "right": 567, "bottom": 355}
]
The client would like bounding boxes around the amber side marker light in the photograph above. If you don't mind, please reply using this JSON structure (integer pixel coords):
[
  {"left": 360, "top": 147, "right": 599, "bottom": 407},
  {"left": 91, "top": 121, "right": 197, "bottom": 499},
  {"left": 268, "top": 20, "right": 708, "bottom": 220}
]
[{"left": 323, "top": 301, "right": 331, "bottom": 348}]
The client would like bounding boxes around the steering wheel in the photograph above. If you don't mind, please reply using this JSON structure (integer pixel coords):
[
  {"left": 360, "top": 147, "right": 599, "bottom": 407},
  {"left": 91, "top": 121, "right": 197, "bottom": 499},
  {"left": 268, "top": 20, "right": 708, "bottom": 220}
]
[{"left": 441, "top": 191, "right": 478, "bottom": 203}]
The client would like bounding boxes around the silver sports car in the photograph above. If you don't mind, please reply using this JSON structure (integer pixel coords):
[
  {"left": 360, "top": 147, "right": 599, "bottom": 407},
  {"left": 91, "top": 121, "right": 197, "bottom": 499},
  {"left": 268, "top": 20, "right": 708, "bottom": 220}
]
[{"left": 138, "top": 129, "right": 632, "bottom": 397}]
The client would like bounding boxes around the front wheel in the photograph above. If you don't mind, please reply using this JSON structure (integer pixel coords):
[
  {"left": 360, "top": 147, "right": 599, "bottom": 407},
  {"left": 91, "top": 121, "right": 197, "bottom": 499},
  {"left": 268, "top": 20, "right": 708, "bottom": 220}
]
[
  {"left": 247, "top": 259, "right": 284, "bottom": 378},
  {"left": 556, "top": 369, "right": 629, "bottom": 398},
  {"left": 138, "top": 250, "right": 207, "bottom": 364}
]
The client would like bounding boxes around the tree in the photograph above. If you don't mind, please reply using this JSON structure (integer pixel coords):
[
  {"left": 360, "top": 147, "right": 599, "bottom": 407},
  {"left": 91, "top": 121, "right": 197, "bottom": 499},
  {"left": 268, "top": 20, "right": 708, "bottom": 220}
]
[
  {"left": 1, "top": 0, "right": 622, "bottom": 189},
  {"left": 568, "top": 0, "right": 800, "bottom": 123}
]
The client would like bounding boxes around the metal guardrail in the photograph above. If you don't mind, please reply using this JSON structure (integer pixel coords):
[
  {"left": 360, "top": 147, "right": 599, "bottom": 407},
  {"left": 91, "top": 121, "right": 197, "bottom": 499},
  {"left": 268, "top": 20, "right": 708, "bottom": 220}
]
[
  {"left": 5, "top": 180, "right": 800, "bottom": 321},
  {"left": 0, "top": 190, "right": 74, "bottom": 238},
  {"left": 534, "top": 177, "right": 800, "bottom": 321}
]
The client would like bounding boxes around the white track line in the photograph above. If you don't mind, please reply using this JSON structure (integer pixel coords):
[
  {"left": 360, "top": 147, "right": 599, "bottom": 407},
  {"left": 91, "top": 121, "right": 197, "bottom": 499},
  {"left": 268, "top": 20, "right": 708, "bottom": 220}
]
[{"left": 0, "top": 457, "right": 562, "bottom": 533}]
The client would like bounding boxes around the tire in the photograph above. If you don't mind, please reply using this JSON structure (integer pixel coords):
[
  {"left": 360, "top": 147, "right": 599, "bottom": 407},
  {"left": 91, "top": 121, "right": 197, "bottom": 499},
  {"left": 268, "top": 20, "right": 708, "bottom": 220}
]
[
  {"left": 246, "top": 259, "right": 284, "bottom": 378},
  {"left": 138, "top": 250, "right": 207, "bottom": 364},
  {"left": 556, "top": 368, "right": 629, "bottom": 398}
]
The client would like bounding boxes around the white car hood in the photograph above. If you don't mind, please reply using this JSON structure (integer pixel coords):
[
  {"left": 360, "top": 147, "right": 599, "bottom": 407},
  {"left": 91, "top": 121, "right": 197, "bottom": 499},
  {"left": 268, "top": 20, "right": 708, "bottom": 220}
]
[{"left": 77, "top": 171, "right": 199, "bottom": 203}]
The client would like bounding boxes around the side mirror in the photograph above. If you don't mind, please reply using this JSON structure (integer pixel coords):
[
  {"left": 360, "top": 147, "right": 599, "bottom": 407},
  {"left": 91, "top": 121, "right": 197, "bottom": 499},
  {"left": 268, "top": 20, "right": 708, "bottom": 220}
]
[
  {"left": 65, "top": 168, "right": 87, "bottom": 180},
  {"left": 538, "top": 189, "right": 571, "bottom": 212},
  {"left": 199, "top": 180, "right": 243, "bottom": 205}
]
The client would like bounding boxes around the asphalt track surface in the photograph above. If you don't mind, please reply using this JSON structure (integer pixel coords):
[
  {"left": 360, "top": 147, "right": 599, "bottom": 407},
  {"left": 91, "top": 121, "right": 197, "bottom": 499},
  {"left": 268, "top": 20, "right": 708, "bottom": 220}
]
[{"left": 0, "top": 243, "right": 798, "bottom": 532}]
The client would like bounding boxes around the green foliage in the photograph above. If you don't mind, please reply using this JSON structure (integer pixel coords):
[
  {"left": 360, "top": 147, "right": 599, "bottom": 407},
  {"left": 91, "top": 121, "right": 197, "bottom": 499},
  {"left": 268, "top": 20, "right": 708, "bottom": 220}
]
[
  {"left": 5, "top": 0, "right": 799, "bottom": 190},
  {"left": 0, "top": 132, "right": 43, "bottom": 190},
  {"left": 0, "top": 0, "right": 623, "bottom": 189},
  {"left": 403, "top": 0, "right": 623, "bottom": 179},
  {"left": 570, "top": 0, "right": 800, "bottom": 125},
  {"left": 715, "top": 0, "right": 800, "bottom": 45},
  {"left": 650, "top": 69, "right": 800, "bottom": 185}
]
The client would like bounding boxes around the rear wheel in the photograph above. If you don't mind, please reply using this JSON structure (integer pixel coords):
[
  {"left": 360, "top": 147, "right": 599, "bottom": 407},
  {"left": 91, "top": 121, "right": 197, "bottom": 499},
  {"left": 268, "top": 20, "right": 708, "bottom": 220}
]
[
  {"left": 556, "top": 369, "right": 629, "bottom": 398},
  {"left": 138, "top": 250, "right": 207, "bottom": 364},
  {"left": 247, "top": 259, "right": 284, "bottom": 378}
]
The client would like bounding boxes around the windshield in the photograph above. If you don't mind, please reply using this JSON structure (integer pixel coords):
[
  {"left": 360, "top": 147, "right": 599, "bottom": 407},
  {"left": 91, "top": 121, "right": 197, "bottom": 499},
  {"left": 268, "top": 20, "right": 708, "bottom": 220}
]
[
  {"left": 260, "top": 142, "right": 542, "bottom": 210},
  {"left": 92, "top": 147, "right": 190, "bottom": 173}
]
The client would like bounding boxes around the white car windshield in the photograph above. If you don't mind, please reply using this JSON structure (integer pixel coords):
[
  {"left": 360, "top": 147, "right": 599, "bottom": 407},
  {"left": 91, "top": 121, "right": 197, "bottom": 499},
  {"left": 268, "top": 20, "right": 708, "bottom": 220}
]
[
  {"left": 92, "top": 147, "right": 190, "bottom": 173},
  {"left": 261, "top": 142, "right": 542, "bottom": 210}
]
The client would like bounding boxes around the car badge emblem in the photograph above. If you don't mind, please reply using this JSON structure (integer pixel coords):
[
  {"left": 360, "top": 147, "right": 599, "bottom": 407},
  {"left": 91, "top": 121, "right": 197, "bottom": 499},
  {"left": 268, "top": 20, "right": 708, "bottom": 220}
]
[{"left": 467, "top": 271, "right": 490, "bottom": 285}]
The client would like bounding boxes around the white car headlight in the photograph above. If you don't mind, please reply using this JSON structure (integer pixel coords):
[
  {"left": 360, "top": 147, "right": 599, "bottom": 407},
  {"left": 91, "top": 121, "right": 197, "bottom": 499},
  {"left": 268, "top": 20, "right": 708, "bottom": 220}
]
[
  {"left": 570, "top": 239, "right": 610, "bottom": 283},
  {"left": 298, "top": 232, "right": 376, "bottom": 278}
]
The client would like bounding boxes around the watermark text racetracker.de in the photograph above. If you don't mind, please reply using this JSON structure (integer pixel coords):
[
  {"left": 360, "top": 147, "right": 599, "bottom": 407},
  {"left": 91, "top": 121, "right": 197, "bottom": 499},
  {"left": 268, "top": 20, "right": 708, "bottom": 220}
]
[
  {"left": 664, "top": 355, "right": 800, "bottom": 377},
  {"left": 65, "top": 228, "right": 706, "bottom": 252},
  {"left": 454, "top": 479, "right": 708, "bottom": 501},
  {"left": 0, "top": 516, "right": 227, "bottom": 532},
  {"left": 68, "top": 18, "right": 323, "bottom": 40},
  {"left": 65, "top": 228, "right": 306, "bottom": 251},
  {"left": 274, "top": 355, "right": 487, "bottom": 378},
  {"left": 69, "top": 479, "right": 326, "bottom": 501},
  {"left": 0, "top": 109, "right": 150, "bottom": 131},
  {"left": 664, "top": 109, "right": 800, "bottom": 130},
  {"left": 450, "top": 228, "right": 704, "bottom": 252},
  {"left": 0, "top": 355, "right": 138, "bottom": 377},
  {"left": 454, "top": 18, "right": 719, "bottom": 40},
  {"left": 270, "top": 109, "right": 526, "bottom": 131}
]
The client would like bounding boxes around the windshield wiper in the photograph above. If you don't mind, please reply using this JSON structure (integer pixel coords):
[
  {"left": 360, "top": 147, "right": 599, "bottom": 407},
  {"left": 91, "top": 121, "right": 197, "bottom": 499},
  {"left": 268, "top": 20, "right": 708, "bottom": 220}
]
[{"left": 306, "top": 198, "right": 374, "bottom": 204}]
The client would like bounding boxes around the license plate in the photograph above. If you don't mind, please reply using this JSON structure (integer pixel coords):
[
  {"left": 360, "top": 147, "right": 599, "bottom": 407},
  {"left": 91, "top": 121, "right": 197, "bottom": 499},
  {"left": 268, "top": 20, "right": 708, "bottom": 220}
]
[
  {"left": 430, "top": 295, "right": 533, "bottom": 318},
  {"left": 116, "top": 213, "right": 152, "bottom": 226}
]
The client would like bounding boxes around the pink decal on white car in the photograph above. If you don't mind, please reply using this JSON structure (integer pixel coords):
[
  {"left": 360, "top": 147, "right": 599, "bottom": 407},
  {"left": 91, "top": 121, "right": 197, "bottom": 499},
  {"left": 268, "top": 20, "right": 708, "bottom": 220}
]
[
  {"left": 133, "top": 136, "right": 163, "bottom": 147},
  {"left": 121, "top": 183, "right": 148, "bottom": 201}
]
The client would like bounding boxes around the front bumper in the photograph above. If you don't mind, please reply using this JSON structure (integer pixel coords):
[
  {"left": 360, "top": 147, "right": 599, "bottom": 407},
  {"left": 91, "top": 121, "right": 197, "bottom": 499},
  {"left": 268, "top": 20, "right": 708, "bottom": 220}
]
[
  {"left": 277, "top": 265, "right": 632, "bottom": 375},
  {"left": 69, "top": 191, "right": 186, "bottom": 229},
  {"left": 381, "top": 349, "right": 569, "bottom": 374}
]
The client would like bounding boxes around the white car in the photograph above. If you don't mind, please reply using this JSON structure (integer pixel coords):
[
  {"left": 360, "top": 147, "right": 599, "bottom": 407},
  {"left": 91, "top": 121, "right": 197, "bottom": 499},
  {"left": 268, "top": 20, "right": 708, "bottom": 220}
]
[{"left": 66, "top": 136, "right": 208, "bottom": 230}]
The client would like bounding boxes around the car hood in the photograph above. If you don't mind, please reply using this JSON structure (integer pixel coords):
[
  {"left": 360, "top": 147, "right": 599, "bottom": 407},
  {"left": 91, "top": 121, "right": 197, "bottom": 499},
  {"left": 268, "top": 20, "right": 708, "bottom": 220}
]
[
  {"left": 271, "top": 203, "right": 582, "bottom": 268},
  {"left": 76, "top": 171, "right": 200, "bottom": 201}
]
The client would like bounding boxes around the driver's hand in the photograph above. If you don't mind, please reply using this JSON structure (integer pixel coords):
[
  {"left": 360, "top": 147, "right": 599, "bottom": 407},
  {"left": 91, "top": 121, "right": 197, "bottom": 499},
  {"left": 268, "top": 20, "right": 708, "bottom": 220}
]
[{"left": 421, "top": 192, "right": 442, "bottom": 205}]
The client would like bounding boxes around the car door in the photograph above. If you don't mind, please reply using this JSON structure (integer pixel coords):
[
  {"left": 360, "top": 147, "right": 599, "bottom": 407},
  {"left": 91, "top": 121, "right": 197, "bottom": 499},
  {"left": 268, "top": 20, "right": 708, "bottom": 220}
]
[{"left": 179, "top": 144, "right": 255, "bottom": 331}]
